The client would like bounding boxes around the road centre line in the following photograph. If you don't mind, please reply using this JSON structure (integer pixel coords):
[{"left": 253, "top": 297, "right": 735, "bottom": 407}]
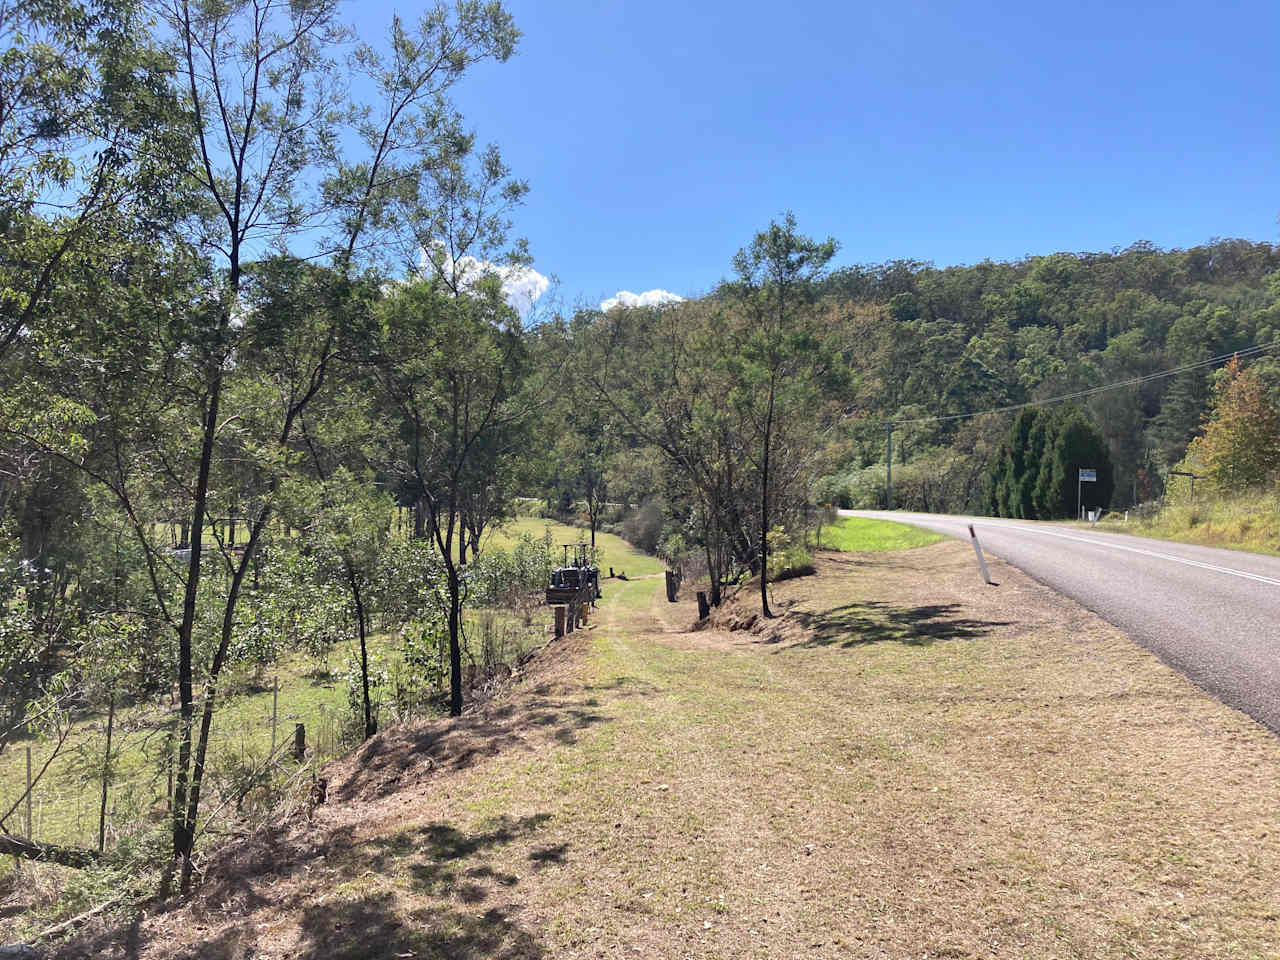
[{"left": 968, "top": 519, "right": 1280, "bottom": 588}]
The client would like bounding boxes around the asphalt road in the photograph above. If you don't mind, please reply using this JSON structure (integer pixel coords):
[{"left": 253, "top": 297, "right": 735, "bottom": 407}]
[{"left": 850, "top": 510, "right": 1280, "bottom": 734}]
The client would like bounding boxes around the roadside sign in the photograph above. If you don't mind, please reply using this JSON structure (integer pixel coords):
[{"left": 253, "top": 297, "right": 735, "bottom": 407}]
[{"left": 1079, "top": 468, "right": 1097, "bottom": 482}]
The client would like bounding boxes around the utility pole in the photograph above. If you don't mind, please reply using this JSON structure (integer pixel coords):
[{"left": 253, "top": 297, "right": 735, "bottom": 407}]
[{"left": 886, "top": 421, "right": 893, "bottom": 510}]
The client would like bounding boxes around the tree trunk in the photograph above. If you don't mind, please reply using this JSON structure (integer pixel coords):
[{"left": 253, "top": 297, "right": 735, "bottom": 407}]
[
  {"left": 354, "top": 585, "right": 374, "bottom": 740},
  {"left": 178, "top": 505, "right": 267, "bottom": 892},
  {"left": 173, "top": 374, "right": 221, "bottom": 874},
  {"left": 760, "top": 377, "right": 775, "bottom": 618},
  {"left": 98, "top": 695, "right": 114, "bottom": 853},
  {"left": 0, "top": 833, "right": 100, "bottom": 868},
  {"left": 447, "top": 571, "right": 463, "bottom": 716}
]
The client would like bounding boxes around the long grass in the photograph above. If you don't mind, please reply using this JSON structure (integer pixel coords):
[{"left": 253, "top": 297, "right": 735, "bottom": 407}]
[
  {"left": 1107, "top": 489, "right": 1280, "bottom": 556},
  {"left": 0, "top": 608, "right": 540, "bottom": 864}
]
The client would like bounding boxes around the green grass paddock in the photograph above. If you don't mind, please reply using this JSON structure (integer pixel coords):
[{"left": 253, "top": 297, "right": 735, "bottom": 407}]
[{"left": 813, "top": 516, "right": 945, "bottom": 553}]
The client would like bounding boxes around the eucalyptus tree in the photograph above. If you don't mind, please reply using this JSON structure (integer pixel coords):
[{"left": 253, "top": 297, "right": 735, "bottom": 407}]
[
  {"left": 147, "top": 0, "right": 522, "bottom": 888},
  {"left": 0, "top": 0, "right": 523, "bottom": 884},
  {"left": 577, "top": 299, "right": 756, "bottom": 607},
  {"left": 728, "top": 213, "right": 839, "bottom": 617},
  {"left": 374, "top": 277, "right": 535, "bottom": 717},
  {"left": 0, "top": 0, "right": 185, "bottom": 365}
]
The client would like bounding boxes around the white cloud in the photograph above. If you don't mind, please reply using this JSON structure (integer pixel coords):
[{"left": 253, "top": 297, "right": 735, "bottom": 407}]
[
  {"left": 600, "top": 288, "right": 684, "bottom": 312},
  {"left": 417, "top": 247, "right": 550, "bottom": 318}
]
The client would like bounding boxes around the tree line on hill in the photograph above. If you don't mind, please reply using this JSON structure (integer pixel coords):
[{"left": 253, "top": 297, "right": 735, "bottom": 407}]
[{"left": 808, "top": 240, "right": 1280, "bottom": 514}]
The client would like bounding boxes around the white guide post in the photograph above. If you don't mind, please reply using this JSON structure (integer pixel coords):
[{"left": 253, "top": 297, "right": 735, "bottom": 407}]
[{"left": 968, "top": 523, "right": 993, "bottom": 585}]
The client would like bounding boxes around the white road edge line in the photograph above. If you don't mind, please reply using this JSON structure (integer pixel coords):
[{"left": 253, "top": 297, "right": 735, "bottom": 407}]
[{"left": 964, "top": 519, "right": 1280, "bottom": 588}]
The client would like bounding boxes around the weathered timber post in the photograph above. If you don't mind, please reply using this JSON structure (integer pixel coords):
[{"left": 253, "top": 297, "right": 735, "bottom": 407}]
[
  {"left": 665, "top": 570, "right": 678, "bottom": 602},
  {"left": 566, "top": 604, "right": 575, "bottom": 634},
  {"left": 696, "top": 591, "right": 710, "bottom": 621},
  {"left": 25, "top": 747, "right": 33, "bottom": 840},
  {"left": 98, "top": 695, "right": 115, "bottom": 853},
  {"left": 554, "top": 607, "right": 566, "bottom": 637},
  {"left": 271, "top": 676, "right": 279, "bottom": 756},
  {"left": 293, "top": 723, "right": 306, "bottom": 762}
]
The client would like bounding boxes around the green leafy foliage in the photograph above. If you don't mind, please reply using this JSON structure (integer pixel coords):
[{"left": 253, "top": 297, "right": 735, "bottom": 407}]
[
  {"left": 988, "top": 406, "right": 1114, "bottom": 519},
  {"left": 1185, "top": 356, "right": 1280, "bottom": 493}
]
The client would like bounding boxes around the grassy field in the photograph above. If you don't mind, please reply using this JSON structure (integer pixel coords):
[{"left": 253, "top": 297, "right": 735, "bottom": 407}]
[
  {"left": 814, "top": 515, "right": 945, "bottom": 552},
  {"left": 0, "top": 641, "right": 355, "bottom": 862},
  {"left": 1097, "top": 490, "right": 1280, "bottom": 556},
  {"left": 56, "top": 516, "right": 1280, "bottom": 958},
  {"left": 483, "top": 517, "right": 666, "bottom": 578}
]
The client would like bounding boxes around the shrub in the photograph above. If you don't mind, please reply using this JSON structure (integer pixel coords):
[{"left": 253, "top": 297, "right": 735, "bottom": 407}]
[
  {"left": 621, "top": 499, "right": 665, "bottom": 554},
  {"left": 766, "top": 527, "right": 815, "bottom": 581},
  {"left": 468, "top": 531, "right": 555, "bottom": 609}
]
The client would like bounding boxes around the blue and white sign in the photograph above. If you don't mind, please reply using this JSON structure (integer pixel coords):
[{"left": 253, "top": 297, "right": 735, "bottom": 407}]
[{"left": 1079, "top": 468, "right": 1097, "bottom": 482}]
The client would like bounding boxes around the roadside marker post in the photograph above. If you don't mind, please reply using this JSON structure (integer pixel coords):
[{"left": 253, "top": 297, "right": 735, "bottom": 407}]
[
  {"left": 968, "top": 524, "right": 993, "bottom": 585},
  {"left": 1077, "top": 467, "right": 1097, "bottom": 520}
]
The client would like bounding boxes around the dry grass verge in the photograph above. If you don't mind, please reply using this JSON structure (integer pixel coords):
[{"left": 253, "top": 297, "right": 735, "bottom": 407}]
[{"left": 43, "top": 542, "right": 1280, "bottom": 959}]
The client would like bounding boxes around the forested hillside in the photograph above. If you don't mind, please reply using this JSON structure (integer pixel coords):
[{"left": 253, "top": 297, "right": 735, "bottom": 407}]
[
  {"left": 809, "top": 239, "right": 1280, "bottom": 513},
  {"left": 556, "top": 237, "right": 1280, "bottom": 552}
]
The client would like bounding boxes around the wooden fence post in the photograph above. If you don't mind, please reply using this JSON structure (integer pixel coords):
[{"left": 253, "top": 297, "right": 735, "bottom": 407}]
[
  {"left": 271, "top": 676, "right": 279, "bottom": 756},
  {"left": 696, "top": 591, "right": 710, "bottom": 621},
  {"left": 293, "top": 723, "right": 306, "bottom": 762},
  {"left": 25, "top": 747, "right": 33, "bottom": 840},
  {"left": 98, "top": 695, "right": 114, "bottom": 853},
  {"left": 554, "top": 606, "right": 566, "bottom": 637}
]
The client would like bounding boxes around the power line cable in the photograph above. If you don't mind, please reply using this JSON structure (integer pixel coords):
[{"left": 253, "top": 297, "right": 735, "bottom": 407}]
[{"left": 886, "top": 340, "right": 1280, "bottom": 427}]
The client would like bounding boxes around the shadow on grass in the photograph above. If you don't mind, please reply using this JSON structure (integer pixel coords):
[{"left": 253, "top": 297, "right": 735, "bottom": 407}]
[
  {"left": 288, "top": 814, "right": 554, "bottom": 959},
  {"left": 59, "top": 815, "right": 557, "bottom": 960},
  {"left": 362, "top": 813, "right": 551, "bottom": 899},
  {"left": 334, "top": 688, "right": 625, "bottom": 803},
  {"left": 296, "top": 896, "right": 542, "bottom": 960},
  {"left": 294, "top": 895, "right": 543, "bottom": 960},
  {"left": 783, "top": 601, "right": 1011, "bottom": 649}
]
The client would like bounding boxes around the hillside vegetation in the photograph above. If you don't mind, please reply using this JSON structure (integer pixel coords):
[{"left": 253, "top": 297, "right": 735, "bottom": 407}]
[{"left": 804, "top": 241, "right": 1280, "bottom": 514}]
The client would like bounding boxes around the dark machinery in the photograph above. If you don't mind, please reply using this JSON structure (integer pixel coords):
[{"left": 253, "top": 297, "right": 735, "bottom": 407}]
[{"left": 546, "top": 543, "right": 601, "bottom": 605}]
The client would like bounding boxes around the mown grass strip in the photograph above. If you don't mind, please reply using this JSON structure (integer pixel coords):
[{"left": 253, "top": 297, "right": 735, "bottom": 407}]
[{"left": 815, "top": 515, "right": 945, "bottom": 552}]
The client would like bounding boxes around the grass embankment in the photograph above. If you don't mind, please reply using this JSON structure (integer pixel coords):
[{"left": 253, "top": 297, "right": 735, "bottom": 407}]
[
  {"left": 59, "top": 516, "right": 1280, "bottom": 959},
  {"left": 1099, "top": 490, "right": 1280, "bottom": 556},
  {"left": 815, "top": 514, "right": 944, "bottom": 552},
  {"left": 0, "top": 520, "right": 639, "bottom": 863}
]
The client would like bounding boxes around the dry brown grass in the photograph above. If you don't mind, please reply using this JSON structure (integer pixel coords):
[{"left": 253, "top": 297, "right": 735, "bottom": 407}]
[{"left": 44, "top": 544, "right": 1280, "bottom": 959}]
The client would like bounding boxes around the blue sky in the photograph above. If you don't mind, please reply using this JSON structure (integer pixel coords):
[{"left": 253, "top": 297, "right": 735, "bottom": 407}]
[{"left": 354, "top": 0, "right": 1279, "bottom": 312}]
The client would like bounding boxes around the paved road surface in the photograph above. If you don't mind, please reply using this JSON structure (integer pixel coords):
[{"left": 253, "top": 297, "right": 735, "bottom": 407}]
[{"left": 850, "top": 510, "right": 1280, "bottom": 734}]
